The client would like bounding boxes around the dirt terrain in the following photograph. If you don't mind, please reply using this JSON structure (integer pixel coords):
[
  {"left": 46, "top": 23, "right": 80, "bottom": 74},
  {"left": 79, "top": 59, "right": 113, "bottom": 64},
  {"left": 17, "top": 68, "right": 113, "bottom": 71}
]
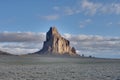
[{"left": 0, "top": 55, "right": 120, "bottom": 80}]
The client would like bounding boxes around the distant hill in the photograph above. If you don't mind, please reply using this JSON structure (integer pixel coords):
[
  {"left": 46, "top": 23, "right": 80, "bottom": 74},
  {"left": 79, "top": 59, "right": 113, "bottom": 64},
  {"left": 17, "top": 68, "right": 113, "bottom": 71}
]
[{"left": 0, "top": 51, "right": 11, "bottom": 55}]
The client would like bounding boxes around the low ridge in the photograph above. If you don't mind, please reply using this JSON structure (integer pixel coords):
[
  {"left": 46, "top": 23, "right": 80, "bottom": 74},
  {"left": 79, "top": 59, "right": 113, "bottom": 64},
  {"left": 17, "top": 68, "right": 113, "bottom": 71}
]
[{"left": 0, "top": 50, "right": 11, "bottom": 55}]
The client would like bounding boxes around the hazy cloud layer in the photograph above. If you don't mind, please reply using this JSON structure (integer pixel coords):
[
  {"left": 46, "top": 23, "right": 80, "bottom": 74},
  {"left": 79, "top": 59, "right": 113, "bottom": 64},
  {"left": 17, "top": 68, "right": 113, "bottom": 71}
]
[
  {"left": 53, "top": 0, "right": 120, "bottom": 16},
  {"left": 41, "top": 14, "right": 59, "bottom": 21},
  {"left": 0, "top": 32, "right": 45, "bottom": 43},
  {"left": 0, "top": 43, "right": 42, "bottom": 54},
  {"left": 79, "top": 19, "right": 92, "bottom": 28},
  {"left": 0, "top": 32, "right": 120, "bottom": 58},
  {"left": 41, "top": 0, "right": 120, "bottom": 21},
  {"left": 107, "top": 21, "right": 120, "bottom": 27},
  {"left": 0, "top": 32, "right": 45, "bottom": 54}
]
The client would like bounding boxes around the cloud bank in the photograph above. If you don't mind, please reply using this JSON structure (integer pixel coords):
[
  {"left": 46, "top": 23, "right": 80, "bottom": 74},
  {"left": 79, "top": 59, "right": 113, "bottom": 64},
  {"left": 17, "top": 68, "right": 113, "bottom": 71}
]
[
  {"left": 81, "top": 0, "right": 120, "bottom": 15},
  {"left": 0, "top": 32, "right": 120, "bottom": 58},
  {"left": 0, "top": 32, "right": 45, "bottom": 54},
  {"left": 42, "top": 0, "right": 120, "bottom": 21},
  {"left": 52, "top": 0, "right": 120, "bottom": 17},
  {"left": 0, "top": 32, "right": 45, "bottom": 43},
  {"left": 63, "top": 33, "right": 120, "bottom": 58}
]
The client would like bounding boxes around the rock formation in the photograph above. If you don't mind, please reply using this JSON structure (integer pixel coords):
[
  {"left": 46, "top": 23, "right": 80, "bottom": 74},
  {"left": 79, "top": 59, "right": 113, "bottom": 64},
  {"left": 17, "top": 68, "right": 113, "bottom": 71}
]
[{"left": 35, "top": 27, "right": 77, "bottom": 55}]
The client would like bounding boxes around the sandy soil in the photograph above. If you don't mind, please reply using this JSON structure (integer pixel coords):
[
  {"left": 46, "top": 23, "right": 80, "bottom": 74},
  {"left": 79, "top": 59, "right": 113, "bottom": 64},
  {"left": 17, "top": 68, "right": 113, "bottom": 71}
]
[{"left": 0, "top": 55, "right": 120, "bottom": 80}]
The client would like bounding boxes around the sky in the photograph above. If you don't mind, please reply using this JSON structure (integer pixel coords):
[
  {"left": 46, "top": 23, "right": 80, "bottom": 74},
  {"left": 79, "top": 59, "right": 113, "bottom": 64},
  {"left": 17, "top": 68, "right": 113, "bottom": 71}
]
[{"left": 0, "top": 0, "right": 120, "bottom": 58}]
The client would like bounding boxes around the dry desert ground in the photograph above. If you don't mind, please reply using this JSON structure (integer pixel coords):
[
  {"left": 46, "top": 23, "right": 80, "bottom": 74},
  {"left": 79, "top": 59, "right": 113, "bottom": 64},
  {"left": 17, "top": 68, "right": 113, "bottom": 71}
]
[{"left": 0, "top": 55, "right": 120, "bottom": 80}]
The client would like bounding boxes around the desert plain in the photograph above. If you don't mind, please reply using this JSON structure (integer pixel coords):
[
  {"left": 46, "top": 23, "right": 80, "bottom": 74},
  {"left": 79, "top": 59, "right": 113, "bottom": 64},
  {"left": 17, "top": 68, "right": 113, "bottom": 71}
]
[{"left": 0, "top": 55, "right": 120, "bottom": 80}]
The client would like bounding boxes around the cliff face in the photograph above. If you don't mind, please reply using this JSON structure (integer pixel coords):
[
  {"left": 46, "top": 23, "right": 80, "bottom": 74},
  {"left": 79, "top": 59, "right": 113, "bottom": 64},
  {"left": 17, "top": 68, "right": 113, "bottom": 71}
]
[{"left": 36, "top": 27, "right": 76, "bottom": 55}]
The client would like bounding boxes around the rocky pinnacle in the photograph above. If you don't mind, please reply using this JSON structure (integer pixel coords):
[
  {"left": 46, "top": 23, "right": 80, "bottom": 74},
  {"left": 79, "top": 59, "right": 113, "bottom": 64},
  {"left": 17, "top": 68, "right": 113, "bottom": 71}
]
[{"left": 36, "top": 27, "right": 76, "bottom": 55}]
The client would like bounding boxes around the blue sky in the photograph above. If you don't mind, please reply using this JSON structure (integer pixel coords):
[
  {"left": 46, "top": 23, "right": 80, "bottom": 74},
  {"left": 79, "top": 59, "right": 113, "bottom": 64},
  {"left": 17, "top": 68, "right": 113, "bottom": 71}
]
[{"left": 0, "top": 0, "right": 120, "bottom": 58}]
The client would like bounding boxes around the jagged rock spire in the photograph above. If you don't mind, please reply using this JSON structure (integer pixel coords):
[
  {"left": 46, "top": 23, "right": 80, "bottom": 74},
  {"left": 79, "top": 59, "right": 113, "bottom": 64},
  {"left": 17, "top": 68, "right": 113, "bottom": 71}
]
[
  {"left": 36, "top": 27, "right": 77, "bottom": 55},
  {"left": 46, "top": 27, "right": 60, "bottom": 41}
]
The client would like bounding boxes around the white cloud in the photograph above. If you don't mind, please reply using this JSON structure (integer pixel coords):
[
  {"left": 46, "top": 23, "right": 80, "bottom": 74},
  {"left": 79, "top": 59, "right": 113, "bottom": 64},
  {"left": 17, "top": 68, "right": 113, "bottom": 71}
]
[
  {"left": 81, "top": 0, "right": 120, "bottom": 15},
  {"left": 64, "top": 7, "right": 75, "bottom": 15},
  {"left": 53, "top": 0, "right": 120, "bottom": 16},
  {"left": 42, "top": 14, "right": 59, "bottom": 20},
  {"left": 0, "top": 32, "right": 45, "bottom": 43},
  {"left": 115, "top": 4, "right": 120, "bottom": 14},
  {"left": 0, "top": 42, "right": 43, "bottom": 55},
  {"left": 0, "top": 32, "right": 46, "bottom": 54},
  {"left": 81, "top": 0, "right": 102, "bottom": 15},
  {"left": 53, "top": 6, "right": 76, "bottom": 16},
  {"left": 79, "top": 19, "right": 92, "bottom": 28},
  {"left": 99, "top": 3, "right": 120, "bottom": 15}
]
